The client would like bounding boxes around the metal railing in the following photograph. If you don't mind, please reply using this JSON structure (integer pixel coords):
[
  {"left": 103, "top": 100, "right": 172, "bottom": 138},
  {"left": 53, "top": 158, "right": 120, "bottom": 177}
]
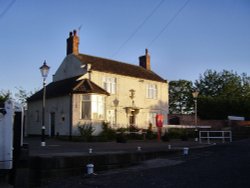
[{"left": 199, "top": 131, "right": 232, "bottom": 144}]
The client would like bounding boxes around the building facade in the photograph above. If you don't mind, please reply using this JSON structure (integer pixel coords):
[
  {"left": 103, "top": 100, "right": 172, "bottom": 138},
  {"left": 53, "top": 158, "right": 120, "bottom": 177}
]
[{"left": 26, "top": 30, "right": 168, "bottom": 136}]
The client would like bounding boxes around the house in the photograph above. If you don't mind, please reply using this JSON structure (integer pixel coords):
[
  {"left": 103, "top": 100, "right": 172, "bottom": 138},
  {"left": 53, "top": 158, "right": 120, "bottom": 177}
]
[{"left": 26, "top": 30, "right": 168, "bottom": 136}]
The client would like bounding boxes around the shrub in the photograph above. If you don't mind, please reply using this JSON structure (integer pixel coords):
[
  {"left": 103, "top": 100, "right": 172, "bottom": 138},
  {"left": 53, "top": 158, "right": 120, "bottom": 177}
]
[
  {"left": 161, "top": 132, "right": 170, "bottom": 142},
  {"left": 146, "top": 123, "right": 156, "bottom": 140},
  {"left": 77, "top": 122, "right": 95, "bottom": 142},
  {"left": 99, "top": 121, "right": 116, "bottom": 141}
]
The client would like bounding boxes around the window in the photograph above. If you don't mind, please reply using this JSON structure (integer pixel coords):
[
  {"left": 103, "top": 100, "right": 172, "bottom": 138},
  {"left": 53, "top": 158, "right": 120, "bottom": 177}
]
[
  {"left": 103, "top": 77, "right": 116, "bottom": 94},
  {"left": 148, "top": 112, "right": 157, "bottom": 126},
  {"left": 81, "top": 95, "right": 105, "bottom": 120},
  {"left": 147, "top": 84, "right": 158, "bottom": 99},
  {"left": 81, "top": 95, "right": 91, "bottom": 119},
  {"left": 107, "top": 109, "right": 115, "bottom": 126},
  {"left": 35, "top": 110, "right": 40, "bottom": 122}
]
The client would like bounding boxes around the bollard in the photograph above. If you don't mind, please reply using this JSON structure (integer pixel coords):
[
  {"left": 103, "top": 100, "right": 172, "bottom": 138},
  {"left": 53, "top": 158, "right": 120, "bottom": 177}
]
[
  {"left": 137, "top": 146, "right": 141, "bottom": 151},
  {"left": 168, "top": 144, "right": 171, "bottom": 149},
  {"left": 89, "top": 148, "right": 92, "bottom": 154},
  {"left": 86, "top": 164, "right": 94, "bottom": 174},
  {"left": 183, "top": 147, "right": 189, "bottom": 155}
]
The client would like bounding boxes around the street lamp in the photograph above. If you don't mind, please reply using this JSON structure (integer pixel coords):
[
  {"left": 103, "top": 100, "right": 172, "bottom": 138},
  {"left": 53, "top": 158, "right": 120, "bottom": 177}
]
[
  {"left": 192, "top": 90, "right": 199, "bottom": 142},
  {"left": 40, "top": 61, "right": 50, "bottom": 147}
]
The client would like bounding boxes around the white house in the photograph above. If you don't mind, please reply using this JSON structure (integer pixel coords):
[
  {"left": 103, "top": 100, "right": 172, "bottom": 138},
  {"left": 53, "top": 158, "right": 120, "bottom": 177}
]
[{"left": 26, "top": 30, "right": 168, "bottom": 136}]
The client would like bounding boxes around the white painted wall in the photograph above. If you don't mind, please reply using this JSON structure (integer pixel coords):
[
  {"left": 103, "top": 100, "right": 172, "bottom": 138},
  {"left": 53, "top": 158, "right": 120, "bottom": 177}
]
[{"left": 0, "top": 100, "right": 14, "bottom": 169}]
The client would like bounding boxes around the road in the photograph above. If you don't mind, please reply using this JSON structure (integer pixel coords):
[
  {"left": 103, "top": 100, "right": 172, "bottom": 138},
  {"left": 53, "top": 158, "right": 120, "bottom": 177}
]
[{"left": 42, "top": 139, "right": 250, "bottom": 188}]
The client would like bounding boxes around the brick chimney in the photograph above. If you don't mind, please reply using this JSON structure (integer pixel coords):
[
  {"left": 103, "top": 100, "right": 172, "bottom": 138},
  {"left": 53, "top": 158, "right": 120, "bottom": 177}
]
[
  {"left": 139, "top": 49, "right": 151, "bottom": 70},
  {"left": 67, "top": 30, "right": 79, "bottom": 55}
]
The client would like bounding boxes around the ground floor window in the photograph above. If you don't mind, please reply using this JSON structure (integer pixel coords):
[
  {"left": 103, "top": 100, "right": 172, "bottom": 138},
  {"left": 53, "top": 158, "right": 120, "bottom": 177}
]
[
  {"left": 81, "top": 94, "right": 105, "bottom": 120},
  {"left": 148, "top": 112, "right": 157, "bottom": 126}
]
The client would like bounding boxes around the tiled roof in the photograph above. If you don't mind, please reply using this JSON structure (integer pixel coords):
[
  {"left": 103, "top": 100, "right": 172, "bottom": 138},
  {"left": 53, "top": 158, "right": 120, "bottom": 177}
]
[
  {"left": 27, "top": 77, "right": 109, "bottom": 102},
  {"left": 75, "top": 54, "right": 166, "bottom": 83}
]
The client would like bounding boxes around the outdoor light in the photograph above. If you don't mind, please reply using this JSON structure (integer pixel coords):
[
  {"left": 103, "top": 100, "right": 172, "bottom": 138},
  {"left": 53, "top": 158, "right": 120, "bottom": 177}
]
[
  {"left": 40, "top": 61, "right": 50, "bottom": 78},
  {"left": 40, "top": 60, "right": 50, "bottom": 147},
  {"left": 192, "top": 90, "right": 199, "bottom": 142}
]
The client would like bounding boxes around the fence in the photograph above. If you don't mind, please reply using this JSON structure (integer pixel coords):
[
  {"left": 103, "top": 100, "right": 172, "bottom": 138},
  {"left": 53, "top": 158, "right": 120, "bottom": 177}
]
[{"left": 199, "top": 131, "right": 232, "bottom": 144}]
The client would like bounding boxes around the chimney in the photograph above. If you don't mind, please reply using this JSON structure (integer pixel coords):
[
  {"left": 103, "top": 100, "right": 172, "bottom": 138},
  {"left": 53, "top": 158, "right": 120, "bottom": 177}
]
[
  {"left": 139, "top": 49, "right": 151, "bottom": 70},
  {"left": 66, "top": 30, "right": 79, "bottom": 55}
]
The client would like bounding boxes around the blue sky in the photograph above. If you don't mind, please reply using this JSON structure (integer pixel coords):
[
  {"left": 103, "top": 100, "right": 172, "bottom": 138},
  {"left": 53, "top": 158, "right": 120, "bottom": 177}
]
[{"left": 0, "top": 0, "right": 249, "bottom": 95}]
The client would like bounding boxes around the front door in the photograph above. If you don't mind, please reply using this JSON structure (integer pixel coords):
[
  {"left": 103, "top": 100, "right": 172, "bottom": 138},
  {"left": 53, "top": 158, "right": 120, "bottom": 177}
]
[{"left": 50, "top": 112, "right": 55, "bottom": 137}]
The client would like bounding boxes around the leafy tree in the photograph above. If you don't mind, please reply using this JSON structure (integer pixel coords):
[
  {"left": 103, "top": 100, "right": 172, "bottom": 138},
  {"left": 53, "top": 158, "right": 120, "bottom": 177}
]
[
  {"left": 194, "top": 70, "right": 250, "bottom": 119},
  {"left": 195, "top": 70, "right": 250, "bottom": 98},
  {"left": 0, "top": 90, "right": 11, "bottom": 103},
  {"left": 169, "top": 80, "right": 194, "bottom": 114},
  {"left": 15, "top": 87, "right": 34, "bottom": 107}
]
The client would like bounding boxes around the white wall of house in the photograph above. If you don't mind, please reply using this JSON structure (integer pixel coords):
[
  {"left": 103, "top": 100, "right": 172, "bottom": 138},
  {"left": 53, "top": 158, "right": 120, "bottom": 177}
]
[
  {"left": 26, "top": 96, "right": 71, "bottom": 136},
  {"left": 53, "top": 54, "right": 85, "bottom": 82},
  {"left": 88, "top": 70, "right": 168, "bottom": 130}
]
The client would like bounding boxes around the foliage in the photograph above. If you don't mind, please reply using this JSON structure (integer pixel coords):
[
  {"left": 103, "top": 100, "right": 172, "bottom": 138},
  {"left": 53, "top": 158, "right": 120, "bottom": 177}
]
[
  {"left": 116, "top": 133, "right": 127, "bottom": 143},
  {"left": 146, "top": 123, "right": 156, "bottom": 140},
  {"left": 15, "top": 87, "right": 34, "bottom": 106},
  {"left": 195, "top": 70, "right": 250, "bottom": 119},
  {"left": 195, "top": 70, "right": 250, "bottom": 98},
  {"left": 161, "top": 131, "right": 170, "bottom": 142},
  {"left": 198, "top": 96, "right": 250, "bottom": 119},
  {"left": 167, "top": 128, "right": 195, "bottom": 140},
  {"left": 98, "top": 121, "right": 116, "bottom": 141},
  {"left": 0, "top": 90, "right": 11, "bottom": 103},
  {"left": 169, "top": 80, "right": 194, "bottom": 114},
  {"left": 77, "top": 122, "right": 95, "bottom": 142}
]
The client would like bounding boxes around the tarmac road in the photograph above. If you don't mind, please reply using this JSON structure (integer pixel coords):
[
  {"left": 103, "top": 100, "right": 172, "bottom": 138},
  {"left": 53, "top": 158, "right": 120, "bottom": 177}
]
[{"left": 41, "top": 138, "right": 250, "bottom": 188}]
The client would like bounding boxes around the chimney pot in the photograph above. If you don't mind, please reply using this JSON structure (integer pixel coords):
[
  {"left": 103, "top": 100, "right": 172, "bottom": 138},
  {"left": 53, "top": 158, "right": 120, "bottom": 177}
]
[
  {"left": 139, "top": 49, "right": 151, "bottom": 70},
  {"left": 66, "top": 30, "right": 79, "bottom": 55}
]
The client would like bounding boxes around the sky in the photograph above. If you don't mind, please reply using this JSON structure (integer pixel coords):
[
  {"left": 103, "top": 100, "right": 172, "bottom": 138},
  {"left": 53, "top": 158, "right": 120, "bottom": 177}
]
[{"left": 0, "top": 0, "right": 249, "bottom": 95}]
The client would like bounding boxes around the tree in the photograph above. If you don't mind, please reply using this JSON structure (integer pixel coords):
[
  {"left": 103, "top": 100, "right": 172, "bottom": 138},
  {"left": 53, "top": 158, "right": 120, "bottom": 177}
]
[
  {"left": 0, "top": 90, "right": 11, "bottom": 103},
  {"left": 169, "top": 80, "right": 194, "bottom": 114},
  {"left": 15, "top": 87, "right": 34, "bottom": 107},
  {"left": 194, "top": 70, "right": 250, "bottom": 119},
  {"left": 195, "top": 70, "right": 250, "bottom": 98}
]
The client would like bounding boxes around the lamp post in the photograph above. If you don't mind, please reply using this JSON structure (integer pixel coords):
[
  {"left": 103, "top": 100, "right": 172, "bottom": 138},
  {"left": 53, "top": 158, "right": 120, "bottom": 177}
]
[
  {"left": 113, "top": 98, "right": 119, "bottom": 128},
  {"left": 40, "top": 61, "right": 50, "bottom": 147},
  {"left": 192, "top": 90, "right": 199, "bottom": 142}
]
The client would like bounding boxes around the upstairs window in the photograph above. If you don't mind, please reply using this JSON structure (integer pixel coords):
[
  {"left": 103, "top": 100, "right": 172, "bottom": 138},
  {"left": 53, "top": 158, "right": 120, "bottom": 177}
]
[
  {"left": 147, "top": 84, "right": 158, "bottom": 99},
  {"left": 103, "top": 77, "right": 116, "bottom": 94}
]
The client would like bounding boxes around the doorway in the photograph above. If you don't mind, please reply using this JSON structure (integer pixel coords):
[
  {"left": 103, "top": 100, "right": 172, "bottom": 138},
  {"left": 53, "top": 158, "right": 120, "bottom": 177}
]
[{"left": 50, "top": 112, "right": 55, "bottom": 137}]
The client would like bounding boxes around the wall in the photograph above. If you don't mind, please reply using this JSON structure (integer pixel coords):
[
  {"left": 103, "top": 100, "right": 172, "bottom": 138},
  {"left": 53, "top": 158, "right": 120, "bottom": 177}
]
[
  {"left": 26, "top": 96, "right": 70, "bottom": 136},
  {"left": 168, "top": 114, "right": 227, "bottom": 129}
]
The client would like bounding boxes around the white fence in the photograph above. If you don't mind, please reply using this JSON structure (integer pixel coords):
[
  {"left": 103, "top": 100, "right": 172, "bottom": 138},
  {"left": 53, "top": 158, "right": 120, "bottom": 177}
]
[{"left": 199, "top": 131, "right": 232, "bottom": 144}]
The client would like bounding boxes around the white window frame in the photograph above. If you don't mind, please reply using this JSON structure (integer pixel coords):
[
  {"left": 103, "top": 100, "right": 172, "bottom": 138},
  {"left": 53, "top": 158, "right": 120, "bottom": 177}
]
[
  {"left": 146, "top": 83, "right": 158, "bottom": 99},
  {"left": 81, "top": 94, "right": 106, "bottom": 120},
  {"left": 148, "top": 112, "right": 157, "bottom": 126},
  {"left": 103, "top": 76, "right": 116, "bottom": 94}
]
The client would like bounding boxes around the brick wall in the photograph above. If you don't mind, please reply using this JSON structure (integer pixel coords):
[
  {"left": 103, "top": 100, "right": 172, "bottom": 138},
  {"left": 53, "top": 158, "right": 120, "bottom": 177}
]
[{"left": 168, "top": 114, "right": 227, "bottom": 129}]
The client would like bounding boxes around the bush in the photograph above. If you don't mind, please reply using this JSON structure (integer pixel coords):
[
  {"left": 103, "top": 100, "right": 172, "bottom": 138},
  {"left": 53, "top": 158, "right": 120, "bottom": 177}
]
[
  {"left": 146, "top": 123, "right": 156, "bottom": 140},
  {"left": 116, "top": 133, "right": 127, "bottom": 143},
  {"left": 99, "top": 122, "right": 116, "bottom": 141},
  {"left": 77, "top": 122, "right": 95, "bottom": 142},
  {"left": 161, "top": 132, "right": 170, "bottom": 142}
]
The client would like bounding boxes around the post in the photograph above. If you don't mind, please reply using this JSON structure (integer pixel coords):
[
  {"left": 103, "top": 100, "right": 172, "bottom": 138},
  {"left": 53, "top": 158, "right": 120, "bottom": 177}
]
[
  {"left": 40, "top": 61, "right": 50, "bottom": 147},
  {"left": 192, "top": 91, "right": 199, "bottom": 142},
  {"left": 41, "top": 77, "right": 46, "bottom": 147}
]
